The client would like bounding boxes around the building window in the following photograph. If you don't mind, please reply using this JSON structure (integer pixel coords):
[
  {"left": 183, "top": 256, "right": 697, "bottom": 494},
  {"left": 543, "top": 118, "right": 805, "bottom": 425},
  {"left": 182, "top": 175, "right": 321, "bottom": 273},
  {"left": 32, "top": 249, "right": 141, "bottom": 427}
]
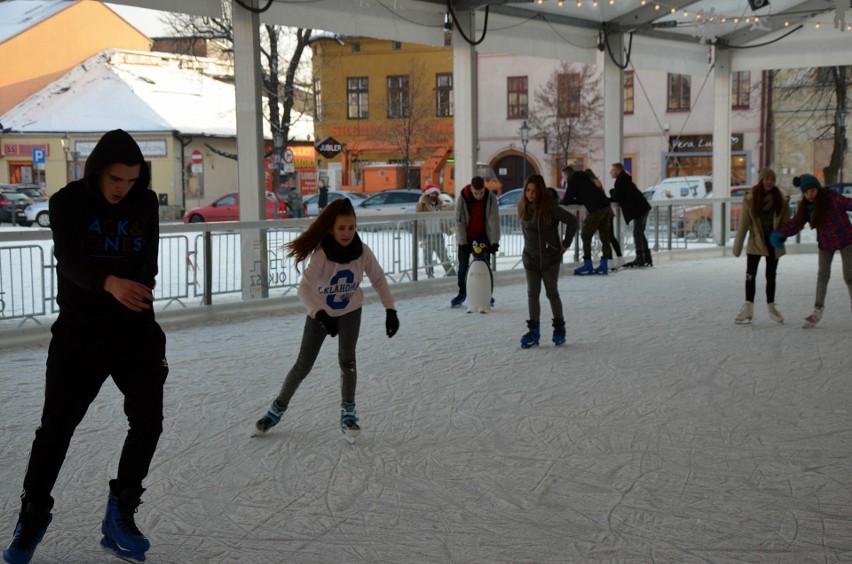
[
  {"left": 732, "top": 71, "right": 750, "bottom": 109},
  {"left": 436, "top": 73, "right": 453, "bottom": 117},
  {"left": 391, "top": 41, "right": 401, "bottom": 51},
  {"left": 351, "top": 42, "right": 361, "bottom": 53},
  {"left": 624, "top": 71, "right": 634, "bottom": 114},
  {"left": 313, "top": 77, "right": 322, "bottom": 121},
  {"left": 667, "top": 73, "right": 691, "bottom": 111},
  {"left": 557, "top": 72, "right": 581, "bottom": 118},
  {"left": 387, "top": 75, "right": 410, "bottom": 119},
  {"left": 347, "top": 77, "right": 369, "bottom": 119},
  {"left": 507, "top": 76, "right": 528, "bottom": 119}
]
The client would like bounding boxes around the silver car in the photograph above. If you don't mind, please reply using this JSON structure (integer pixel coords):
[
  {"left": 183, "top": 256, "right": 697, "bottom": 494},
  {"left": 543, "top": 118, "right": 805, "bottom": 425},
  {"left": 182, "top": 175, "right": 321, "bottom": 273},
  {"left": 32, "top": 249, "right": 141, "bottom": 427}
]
[
  {"left": 355, "top": 189, "right": 423, "bottom": 216},
  {"left": 303, "top": 190, "right": 368, "bottom": 217},
  {"left": 24, "top": 200, "right": 50, "bottom": 227}
]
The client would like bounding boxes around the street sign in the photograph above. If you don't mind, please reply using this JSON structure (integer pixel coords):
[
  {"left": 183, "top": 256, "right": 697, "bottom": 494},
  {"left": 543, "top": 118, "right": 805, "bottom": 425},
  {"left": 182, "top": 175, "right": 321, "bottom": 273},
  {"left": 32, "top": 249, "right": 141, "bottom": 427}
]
[
  {"left": 315, "top": 136, "right": 343, "bottom": 159},
  {"left": 191, "top": 150, "right": 203, "bottom": 173},
  {"left": 32, "top": 148, "right": 46, "bottom": 170},
  {"left": 283, "top": 148, "right": 294, "bottom": 164},
  {"left": 191, "top": 150, "right": 203, "bottom": 164}
]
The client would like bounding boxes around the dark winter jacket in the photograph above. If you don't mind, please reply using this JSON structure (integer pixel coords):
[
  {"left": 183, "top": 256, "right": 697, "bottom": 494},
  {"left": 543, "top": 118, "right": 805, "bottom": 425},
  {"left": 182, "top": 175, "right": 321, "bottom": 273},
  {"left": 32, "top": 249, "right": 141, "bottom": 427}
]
[
  {"left": 559, "top": 170, "right": 610, "bottom": 212},
  {"left": 50, "top": 129, "right": 159, "bottom": 332},
  {"left": 609, "top": 171, "right": 650, "bottom": 224},
  {"left": 522, "top": 194, "right": 578, "bottom": 270},
  {"left": 776, "top": 188, "right": 852, "bottom": 251}
]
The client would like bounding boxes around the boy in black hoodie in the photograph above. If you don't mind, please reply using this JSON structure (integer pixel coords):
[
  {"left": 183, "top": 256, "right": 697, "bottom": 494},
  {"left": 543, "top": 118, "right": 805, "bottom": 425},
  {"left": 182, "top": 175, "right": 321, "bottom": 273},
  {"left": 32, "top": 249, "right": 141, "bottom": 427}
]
[{"left": 3, "top": 130, "right": 168, "bottom": 564}]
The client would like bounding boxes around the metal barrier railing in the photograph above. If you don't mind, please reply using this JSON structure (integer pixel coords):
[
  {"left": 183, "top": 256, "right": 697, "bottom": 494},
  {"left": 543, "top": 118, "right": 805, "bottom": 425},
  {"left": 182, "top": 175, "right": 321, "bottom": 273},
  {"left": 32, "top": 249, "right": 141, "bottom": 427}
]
[{"left": 0, "top": 197, "right": 807, "bottom": 327}]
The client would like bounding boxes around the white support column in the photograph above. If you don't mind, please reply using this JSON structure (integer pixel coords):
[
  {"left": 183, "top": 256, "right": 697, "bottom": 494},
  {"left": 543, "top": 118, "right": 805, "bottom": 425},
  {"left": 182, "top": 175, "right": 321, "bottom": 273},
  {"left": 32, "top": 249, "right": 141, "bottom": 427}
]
[
  {"left": 233, "top": 0, "right": 268, "bottom": 299},
  {"left": 452, "top": 10, "right": 477, "bottom": 194},
  {"left": 602, "top": 34, "right": 625, "bottom": 174},
  {"left": 712, "top": 48, "right": 733, "bottom": 245}
]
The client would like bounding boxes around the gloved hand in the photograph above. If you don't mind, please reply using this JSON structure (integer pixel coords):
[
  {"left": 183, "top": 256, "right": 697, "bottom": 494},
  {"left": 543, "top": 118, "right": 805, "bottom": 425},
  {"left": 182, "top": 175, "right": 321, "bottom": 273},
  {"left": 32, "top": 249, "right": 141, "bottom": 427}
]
[
  {"left": 489, "top": 243, "right": 500, "bottom": 254},
  {"left": 769, "top": 231, "right": 786, "bottom": 250},
  {"left": 385, "top": 309, "right": 399, "bottom": 338},
  {"left": 459, "top": 244, "right": 472, "bottom": 254},
  {"left": 315, "top": 310, "right": 339, "bottom": 337}
]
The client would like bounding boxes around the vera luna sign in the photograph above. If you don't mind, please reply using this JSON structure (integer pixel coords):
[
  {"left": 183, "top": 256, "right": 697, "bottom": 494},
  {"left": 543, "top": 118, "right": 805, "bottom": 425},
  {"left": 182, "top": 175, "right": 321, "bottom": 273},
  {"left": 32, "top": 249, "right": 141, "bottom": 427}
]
[{"left": 669, "top": 134, "right": 744, "bottom": 152}]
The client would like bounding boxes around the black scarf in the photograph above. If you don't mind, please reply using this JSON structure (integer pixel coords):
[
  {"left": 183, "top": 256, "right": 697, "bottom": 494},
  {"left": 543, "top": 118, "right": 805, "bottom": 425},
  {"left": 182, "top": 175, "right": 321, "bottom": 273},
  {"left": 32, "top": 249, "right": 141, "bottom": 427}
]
[{"left": 321, "top": 233, "right": 364, "bottom": 264}]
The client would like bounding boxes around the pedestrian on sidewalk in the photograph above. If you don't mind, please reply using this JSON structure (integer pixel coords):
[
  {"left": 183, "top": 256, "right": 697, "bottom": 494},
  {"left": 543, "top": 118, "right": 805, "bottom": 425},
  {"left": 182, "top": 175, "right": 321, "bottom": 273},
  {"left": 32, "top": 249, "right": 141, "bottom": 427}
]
[
  {"left": 771, "top": 174, "right": 852, "bottom": 328},
  {"left": 518, "top": 174, "right": 578, "bottom": 348},
  {"left": 253, "top": 198, "right": 399, "bottom": 443},
  {"left": 731, "top": 168, "right": 790, "bottom": 325},
  {"left": 3, "top": 129, "right": 168, "bottom": 564}
]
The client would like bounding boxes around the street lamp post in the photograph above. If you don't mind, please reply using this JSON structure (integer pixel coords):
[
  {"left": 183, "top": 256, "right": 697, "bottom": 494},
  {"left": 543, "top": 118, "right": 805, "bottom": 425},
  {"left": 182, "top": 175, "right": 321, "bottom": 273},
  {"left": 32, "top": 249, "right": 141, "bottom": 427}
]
[
  {"left": 519, "top": 120, "right": 530, "bottom": 185},
  {"left": 61, "top": 134, "right": 70, "bottom": 183}
]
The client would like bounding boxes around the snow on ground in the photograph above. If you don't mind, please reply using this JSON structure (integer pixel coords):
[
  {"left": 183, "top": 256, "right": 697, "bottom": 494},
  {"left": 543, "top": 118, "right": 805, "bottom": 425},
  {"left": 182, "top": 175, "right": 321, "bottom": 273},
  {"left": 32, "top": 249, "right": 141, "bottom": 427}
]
[{"left": 2, "top": 253, "right": 852, "bottom": 563}]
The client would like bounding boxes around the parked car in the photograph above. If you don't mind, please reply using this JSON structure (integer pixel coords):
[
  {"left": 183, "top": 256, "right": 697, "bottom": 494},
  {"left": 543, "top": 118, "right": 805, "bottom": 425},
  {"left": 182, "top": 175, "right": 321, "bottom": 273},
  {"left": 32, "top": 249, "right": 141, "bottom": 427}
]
[
  {"left": 0, "top": 183, "right": 47, "bottom": 202},
  {"left": 672, "top": 188, "right": 753, "bottom": 240},
  {"left": 497, "top": 187, "right": 565, "bottom": 208},
  {"left": 0, "top": 191, "right": 34, "bottom": 225},
  {"left": 645, "top": 176, "right": 713, "bottom": 201},
  {"left": 826, "top": 182, "right": 852, "bottom": 197},
  {"left": 23, "top": 200, "right": 50, "bottom": 227},
  {"left": 355, "top": 189, "right": 422, "bottom": 216},
  {"left": 303, "top": 190, "right": 368, "bottom": 217},
  {"left": 183, "top": 192, "right": 287, "bottom": 223}
]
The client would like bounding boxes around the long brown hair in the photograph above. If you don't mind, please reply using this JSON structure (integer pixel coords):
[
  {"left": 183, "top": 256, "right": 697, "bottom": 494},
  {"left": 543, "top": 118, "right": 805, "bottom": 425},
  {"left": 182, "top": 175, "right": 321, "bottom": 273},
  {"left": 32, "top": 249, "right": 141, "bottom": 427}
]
[
  {"left": 285, "top": 198, "right": 356, "bottom": 269},
  {"left": 518, "top": 174, "right": 552, "bottom": 224},
  {"left": 793, "top": 187, "right": 829, "bottom": 230},
  {"left": 750, "top": 169, "right": 784, "bottom": 217}
]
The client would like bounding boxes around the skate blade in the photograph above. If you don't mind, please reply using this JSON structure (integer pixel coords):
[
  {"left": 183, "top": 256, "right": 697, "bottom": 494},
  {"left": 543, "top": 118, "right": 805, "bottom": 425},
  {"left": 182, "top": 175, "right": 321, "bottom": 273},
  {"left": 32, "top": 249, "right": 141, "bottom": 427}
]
[
  {"left": 342, "top": 428, "right": 360, "bottom": 444},
  {"left": 100, "top": 536, "right": 146, "bottom": 563},
  {"left": 250, "top": 423, "right": 272, "bottom": 438},
  {"left": 734, "top": 319, "right": 752, "bottom": 325}
]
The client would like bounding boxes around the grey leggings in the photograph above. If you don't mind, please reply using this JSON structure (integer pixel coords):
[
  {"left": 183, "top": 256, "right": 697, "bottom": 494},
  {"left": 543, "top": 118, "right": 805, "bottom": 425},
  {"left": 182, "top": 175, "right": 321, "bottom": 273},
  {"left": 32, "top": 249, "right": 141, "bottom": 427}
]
[
  {"left": 276, "top": 308, "right": 362, "bottom": 409},
  {"left": 525, "top": 261, "right": 563, "bottom": 322},
  {"left": 814, "top": 244, "right": 852, "bottom": 308}
]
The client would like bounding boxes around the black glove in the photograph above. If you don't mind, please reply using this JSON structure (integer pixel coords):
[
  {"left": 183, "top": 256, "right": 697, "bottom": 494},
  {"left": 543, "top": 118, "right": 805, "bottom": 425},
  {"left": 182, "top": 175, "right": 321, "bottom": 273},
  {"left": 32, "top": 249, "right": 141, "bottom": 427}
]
[
  {"left": 385, "top": 309, "right": 399, "bottom": 338},
  {"left": 489, "top": 243, "right": 499, "bottom": 254},
  {"left": 460, "top": 244, "right": 472, "bottom": 254},
  {"left": 315, "top": 310, "right": 339, "bottom": 337}
]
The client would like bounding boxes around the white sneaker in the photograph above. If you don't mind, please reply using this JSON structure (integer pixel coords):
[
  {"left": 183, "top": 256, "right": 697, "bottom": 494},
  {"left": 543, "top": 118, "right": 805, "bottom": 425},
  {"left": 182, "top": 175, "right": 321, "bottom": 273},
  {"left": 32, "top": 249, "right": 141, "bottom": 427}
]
[
  {"left": 735, "top": 301, "right": 753, "bottom": 324},
  {"left": 611, "top": 256, "right": 624, "bottom": 271},
  {"left": 767, "top": 303, "right": 784, "bottom": 324},
  {"left": 802, "top": 306, "right": 824, "bottom": 329}
]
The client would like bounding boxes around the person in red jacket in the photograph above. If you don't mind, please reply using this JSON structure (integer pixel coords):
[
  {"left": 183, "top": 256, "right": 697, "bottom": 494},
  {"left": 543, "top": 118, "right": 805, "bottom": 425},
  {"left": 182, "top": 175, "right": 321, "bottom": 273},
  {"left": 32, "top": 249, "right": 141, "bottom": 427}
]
[{"left": 3, "top": 130, "right": 168, "bottom": 564}]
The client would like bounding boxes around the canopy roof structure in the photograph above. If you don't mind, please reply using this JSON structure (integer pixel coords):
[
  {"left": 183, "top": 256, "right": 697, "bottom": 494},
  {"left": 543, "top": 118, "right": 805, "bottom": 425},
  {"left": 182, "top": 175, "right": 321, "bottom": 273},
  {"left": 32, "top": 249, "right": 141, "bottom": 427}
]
[{"left": 113, "top": 0, "right": 852, "bottom": 72}]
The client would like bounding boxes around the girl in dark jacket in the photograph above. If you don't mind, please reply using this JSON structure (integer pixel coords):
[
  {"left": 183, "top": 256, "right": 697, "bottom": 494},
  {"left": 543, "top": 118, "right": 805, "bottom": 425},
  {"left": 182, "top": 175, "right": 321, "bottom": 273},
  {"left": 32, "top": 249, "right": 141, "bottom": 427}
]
[{"left": 518, "top": 175, "right": 578, "bottom": 348}]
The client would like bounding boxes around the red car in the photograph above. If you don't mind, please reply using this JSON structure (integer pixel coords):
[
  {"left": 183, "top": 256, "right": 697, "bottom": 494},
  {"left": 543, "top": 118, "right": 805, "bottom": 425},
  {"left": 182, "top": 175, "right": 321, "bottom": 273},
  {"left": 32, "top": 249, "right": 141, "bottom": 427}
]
[{"left": 183, "top": 192, "right": 289, "bottom": 223}]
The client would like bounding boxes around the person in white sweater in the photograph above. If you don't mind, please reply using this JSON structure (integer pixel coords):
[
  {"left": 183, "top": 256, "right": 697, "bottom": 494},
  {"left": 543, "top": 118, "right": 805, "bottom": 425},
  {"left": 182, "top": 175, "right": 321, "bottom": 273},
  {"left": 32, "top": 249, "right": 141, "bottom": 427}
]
[{"left": 252, "top": 198, "right": 399, "bottom": 442}]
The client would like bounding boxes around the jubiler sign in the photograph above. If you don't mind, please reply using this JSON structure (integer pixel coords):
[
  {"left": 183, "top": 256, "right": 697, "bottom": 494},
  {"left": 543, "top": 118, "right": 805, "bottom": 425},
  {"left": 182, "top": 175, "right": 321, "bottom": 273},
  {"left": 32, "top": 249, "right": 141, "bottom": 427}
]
[{"left": 315, "top": 136, "right": 343, "bottom": 159}]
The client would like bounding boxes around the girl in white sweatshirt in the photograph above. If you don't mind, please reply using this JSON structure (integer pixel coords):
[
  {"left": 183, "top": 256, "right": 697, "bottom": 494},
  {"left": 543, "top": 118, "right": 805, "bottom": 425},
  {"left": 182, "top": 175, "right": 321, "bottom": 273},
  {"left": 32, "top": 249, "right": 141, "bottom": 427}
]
[{"left": 253, "top": 198, "right": 398, "bottom": 441}]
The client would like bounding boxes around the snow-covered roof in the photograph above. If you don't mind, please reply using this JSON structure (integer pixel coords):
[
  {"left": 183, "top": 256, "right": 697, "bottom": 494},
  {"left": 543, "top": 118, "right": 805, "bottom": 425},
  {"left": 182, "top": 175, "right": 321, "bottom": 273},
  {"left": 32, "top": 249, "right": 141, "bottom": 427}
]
[
  {"left": 0, "top": 49, "right": 314, "bottom": 141},
  {"left": 0, "top": 0, "right": 73, "bottom": 44}
]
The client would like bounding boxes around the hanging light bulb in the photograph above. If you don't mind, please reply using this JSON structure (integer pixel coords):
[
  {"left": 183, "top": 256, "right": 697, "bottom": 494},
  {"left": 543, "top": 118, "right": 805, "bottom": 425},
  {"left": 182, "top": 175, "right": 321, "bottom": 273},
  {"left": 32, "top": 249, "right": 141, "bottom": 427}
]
[
  {"left": 815, "top": 22, "right": 821, "bottom": 29},
  {"left": 593, "top": 0, "right": 598, "bottom": 7}
]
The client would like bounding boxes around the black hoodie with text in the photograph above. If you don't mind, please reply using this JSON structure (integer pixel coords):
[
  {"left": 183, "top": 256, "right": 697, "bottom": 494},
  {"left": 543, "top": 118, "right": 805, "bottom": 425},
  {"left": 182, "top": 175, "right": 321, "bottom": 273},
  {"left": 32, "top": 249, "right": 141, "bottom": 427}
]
[{"left": 49, "top": 129, "right": 159, "bottom": 332}]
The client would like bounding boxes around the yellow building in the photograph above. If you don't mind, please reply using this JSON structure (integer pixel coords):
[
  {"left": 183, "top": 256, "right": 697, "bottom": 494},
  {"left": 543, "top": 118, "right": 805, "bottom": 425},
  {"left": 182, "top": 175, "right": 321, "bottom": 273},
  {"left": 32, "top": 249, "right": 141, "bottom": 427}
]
[
  {"left": 311, "top": 35, "right": 454, "bottom": 191},
  {"left": 0, "top": 1, "right": 151, "bottom": 115}
]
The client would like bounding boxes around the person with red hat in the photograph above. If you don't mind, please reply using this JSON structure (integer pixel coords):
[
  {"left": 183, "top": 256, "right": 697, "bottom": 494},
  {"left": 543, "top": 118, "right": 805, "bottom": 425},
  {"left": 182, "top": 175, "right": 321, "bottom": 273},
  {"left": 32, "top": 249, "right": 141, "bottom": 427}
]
[{"left": 416, "top": 185, "right": 455, "bottom": 279}]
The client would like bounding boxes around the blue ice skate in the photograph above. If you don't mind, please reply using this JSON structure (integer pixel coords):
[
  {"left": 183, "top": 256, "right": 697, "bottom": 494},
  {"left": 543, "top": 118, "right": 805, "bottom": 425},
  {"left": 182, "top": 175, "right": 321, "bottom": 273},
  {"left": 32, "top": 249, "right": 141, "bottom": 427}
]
[
  {"left": 100, "top": 490, "right": 150, "bottom": 563},
  {"left": 253, "top": 399, "right": 285, "bottom": 436},
  {"left": 341, "top": 403, "right": 361, "bottom": 444},
  {"left": 520, "top": 321, "right": 540, "bottom": 349},
  {"left": 3, "top": 502, "right": 52, "bottom": 564}
]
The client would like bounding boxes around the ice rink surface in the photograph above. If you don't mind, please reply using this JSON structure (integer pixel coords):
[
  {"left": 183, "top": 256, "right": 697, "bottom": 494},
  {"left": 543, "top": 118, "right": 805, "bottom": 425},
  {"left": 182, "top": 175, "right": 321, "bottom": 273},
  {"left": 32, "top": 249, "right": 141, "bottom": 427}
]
[{"left": 2, "top": 253, "right": 851, "bottom": 563}]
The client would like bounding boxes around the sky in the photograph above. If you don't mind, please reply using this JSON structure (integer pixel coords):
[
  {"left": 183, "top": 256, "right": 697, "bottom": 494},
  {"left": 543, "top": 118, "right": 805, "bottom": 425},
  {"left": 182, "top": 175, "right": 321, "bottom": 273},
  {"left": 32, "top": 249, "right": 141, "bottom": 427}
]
[
  {"left": 105, "top": 3, "right": 173, "bottom": 37},
  {"left": 2, "top": 252, "right": 852, "bottom": 563}
]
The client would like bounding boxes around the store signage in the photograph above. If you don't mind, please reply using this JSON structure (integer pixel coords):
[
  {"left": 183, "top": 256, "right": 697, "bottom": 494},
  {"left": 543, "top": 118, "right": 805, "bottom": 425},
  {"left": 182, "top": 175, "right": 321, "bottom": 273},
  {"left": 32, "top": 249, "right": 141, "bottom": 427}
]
[
  {"left": 669, "top": 133, "right": 743, "bottom": 152},
  {"left": 315, "top": 136, "right": 343, "bottom": 159}
]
